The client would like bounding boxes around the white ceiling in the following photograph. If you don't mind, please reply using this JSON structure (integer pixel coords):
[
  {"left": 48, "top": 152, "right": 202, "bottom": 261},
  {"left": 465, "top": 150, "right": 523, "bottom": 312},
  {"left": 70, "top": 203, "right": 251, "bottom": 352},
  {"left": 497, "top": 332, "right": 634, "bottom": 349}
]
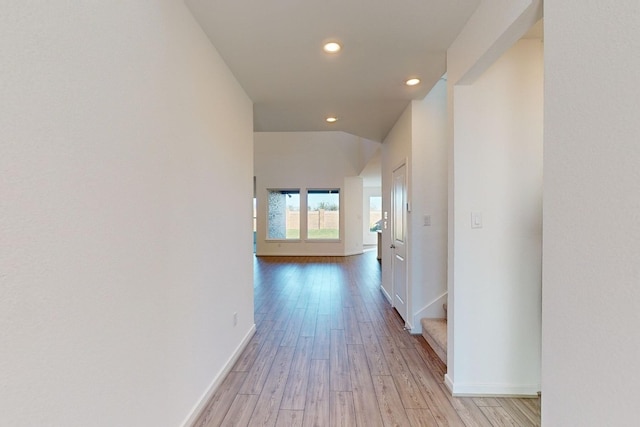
[{"left": 186, "top": 0, "right": 481, "bottom": 142}]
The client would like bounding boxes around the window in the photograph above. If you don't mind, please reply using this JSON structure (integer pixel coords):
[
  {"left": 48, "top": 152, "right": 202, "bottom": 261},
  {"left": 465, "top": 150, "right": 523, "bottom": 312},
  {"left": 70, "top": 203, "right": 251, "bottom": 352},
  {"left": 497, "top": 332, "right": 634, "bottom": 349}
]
[
  {"left": 369, "top": 196, "right": 382, "bottom": 232},
  {"left": 253, "top": 197, "right": 257, "bottom": 253},
  {"left": 307, "top": 189, "right": 339, "bottom": 240},
  {"left": 267, "top": 189, "right": 300, "bottom": 239},
  {"left": 253, "top": 197, "right": 257, "bottom": 233}
]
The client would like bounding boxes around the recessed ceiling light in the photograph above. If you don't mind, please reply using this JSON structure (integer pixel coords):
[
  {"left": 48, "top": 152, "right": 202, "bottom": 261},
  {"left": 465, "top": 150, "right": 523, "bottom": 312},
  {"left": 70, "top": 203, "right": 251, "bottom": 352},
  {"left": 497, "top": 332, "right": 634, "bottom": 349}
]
[
  {"left": 405, "top": 78, "right": 421, "bottom": 86},
  {"left": 323, "top": 42, "right": 341, "bottom": 53},
  {"left": 326, "top": 116, "right": 338, "bottom": 123}
]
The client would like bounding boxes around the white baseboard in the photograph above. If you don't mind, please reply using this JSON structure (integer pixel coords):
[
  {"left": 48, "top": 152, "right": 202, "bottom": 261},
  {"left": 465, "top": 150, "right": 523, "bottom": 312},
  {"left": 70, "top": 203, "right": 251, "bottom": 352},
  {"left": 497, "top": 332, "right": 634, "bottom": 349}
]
[
  {"left": 444, "top": 373, "right": 454, "bottom": 394},
  {"left": 180, "top": 324, "right": 257, "bottom": 427},
  {"left": 344, "top": 249, "right": 364, "bottom": 256},
  {"left": 404, "top": 319, "right": 414, "bottom": 331},
  {"left": 445, "top": 376, "right": 540, "bottom": 397},
  {"left": 380, "top": 285, "right": 392, "bottom": 304},
  {"left": 411, "top": 291, "right": 448, "bottom": 334},
  {"left": 256, "top": 252, "right": 349, "bottom": 257},
  {"left": 413, "top": 291, "right": 447, "bottom": 320}
]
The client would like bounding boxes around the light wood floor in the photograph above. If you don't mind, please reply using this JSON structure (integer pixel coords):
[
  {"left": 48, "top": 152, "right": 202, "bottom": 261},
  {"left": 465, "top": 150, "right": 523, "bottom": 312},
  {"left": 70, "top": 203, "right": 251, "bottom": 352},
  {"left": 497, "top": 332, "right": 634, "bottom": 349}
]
[{"left": 195, "top": 251, "right": 540, "bottom": 427}]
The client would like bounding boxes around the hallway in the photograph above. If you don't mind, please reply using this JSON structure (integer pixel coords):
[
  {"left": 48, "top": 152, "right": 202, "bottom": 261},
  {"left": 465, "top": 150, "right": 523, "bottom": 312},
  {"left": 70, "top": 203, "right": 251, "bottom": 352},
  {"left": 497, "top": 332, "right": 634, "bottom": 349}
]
[{"left": 195, "top": 251, "right": 540, "bottom": 426}]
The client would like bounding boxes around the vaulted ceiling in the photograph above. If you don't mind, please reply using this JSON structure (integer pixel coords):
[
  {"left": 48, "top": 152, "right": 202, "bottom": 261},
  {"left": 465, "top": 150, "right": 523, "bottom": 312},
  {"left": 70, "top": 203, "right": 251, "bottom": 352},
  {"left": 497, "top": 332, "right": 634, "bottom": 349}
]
[{"left": 186, "top": 0, "right": 481, "bottom": 142}]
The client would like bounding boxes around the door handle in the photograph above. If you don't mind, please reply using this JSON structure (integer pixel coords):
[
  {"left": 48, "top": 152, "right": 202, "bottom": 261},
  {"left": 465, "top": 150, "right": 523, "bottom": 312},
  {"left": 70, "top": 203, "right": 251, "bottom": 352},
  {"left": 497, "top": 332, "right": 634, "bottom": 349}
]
[{"left": 390, "top": 244, "right": 396, "bottom": 249}]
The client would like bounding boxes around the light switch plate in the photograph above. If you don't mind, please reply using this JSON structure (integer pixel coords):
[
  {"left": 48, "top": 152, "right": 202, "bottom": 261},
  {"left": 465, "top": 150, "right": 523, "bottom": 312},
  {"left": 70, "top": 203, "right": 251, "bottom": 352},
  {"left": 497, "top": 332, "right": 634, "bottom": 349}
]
[
  {"left": 424, "top": 215, "right": 431, "bottom": 226},
  {"left": 471, "top": 212, "right": 483, "bottom": 229}
]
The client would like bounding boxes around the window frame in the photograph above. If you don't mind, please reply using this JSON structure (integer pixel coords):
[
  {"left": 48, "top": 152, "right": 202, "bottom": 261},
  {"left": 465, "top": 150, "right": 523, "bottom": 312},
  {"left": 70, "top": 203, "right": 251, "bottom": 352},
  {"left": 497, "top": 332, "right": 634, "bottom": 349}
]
[
  {"left": 265, "top": 188, "right": 301, "bottom": 241},
  {"left": 305, "top": 188, "right": 341, "bottom": 242}
]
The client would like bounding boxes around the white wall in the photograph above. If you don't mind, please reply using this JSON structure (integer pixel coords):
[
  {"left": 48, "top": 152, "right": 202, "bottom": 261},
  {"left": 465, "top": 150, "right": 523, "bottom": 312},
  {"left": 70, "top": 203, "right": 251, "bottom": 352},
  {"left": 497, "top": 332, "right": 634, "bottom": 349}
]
[
  {"left": 445, "top": 0, "right": 543, "bottom": 396},
  {"left": 448, "top": 39, "right": 543, "bottom": 396},
  {"left": 446, "top": 4, "right": 542, "bottom": 381},
  {"left": 410, "top": 80, "right": 449, "bottom": 324},
  {"left": 381, "top": 81, "right": 449, "bottom": 332},
  {"left": 381, "top": 107, "right": 412, "bottom": 304},
  {"left": 344, "top": 177, "right": 364, "bottom": 255},
  {"left": 0, "top": 2, "right": 254, "bottom": 426},
  {"left": 543, "top": 1, "right": 640, "bottom": 425},
  {"left": 254, "top": 131, "right": 376, "bottom": 256}
]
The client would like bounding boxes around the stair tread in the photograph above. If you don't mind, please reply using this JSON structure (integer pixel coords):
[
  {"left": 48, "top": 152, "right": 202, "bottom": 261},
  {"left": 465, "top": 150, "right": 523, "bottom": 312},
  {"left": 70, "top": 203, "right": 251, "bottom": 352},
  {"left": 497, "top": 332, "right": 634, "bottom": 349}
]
[{"left": 420, "top": 318, "right": 447, "bottom": 365}]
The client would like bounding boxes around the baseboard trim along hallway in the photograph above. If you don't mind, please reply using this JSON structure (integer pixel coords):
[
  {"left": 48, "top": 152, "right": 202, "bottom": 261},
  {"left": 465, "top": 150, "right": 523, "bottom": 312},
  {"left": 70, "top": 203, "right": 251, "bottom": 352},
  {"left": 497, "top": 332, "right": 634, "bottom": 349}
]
[{"left": 181, "top": 324, "right": 257, "bottom": 427}]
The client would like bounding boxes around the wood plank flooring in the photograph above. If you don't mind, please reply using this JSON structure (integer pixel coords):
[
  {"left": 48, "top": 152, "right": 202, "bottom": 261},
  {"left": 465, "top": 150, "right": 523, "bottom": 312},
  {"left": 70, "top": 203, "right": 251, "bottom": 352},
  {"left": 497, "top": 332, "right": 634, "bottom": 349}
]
[{"left": 195, "top": 251, "right": 540, "bottom": 427}]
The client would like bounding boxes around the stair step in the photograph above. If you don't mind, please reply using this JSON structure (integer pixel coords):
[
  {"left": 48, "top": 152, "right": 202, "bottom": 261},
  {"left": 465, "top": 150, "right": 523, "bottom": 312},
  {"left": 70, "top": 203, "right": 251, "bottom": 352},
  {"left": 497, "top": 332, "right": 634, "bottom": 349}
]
[{"left": 421, "top": 318, "right": 447, "bottom": 365}]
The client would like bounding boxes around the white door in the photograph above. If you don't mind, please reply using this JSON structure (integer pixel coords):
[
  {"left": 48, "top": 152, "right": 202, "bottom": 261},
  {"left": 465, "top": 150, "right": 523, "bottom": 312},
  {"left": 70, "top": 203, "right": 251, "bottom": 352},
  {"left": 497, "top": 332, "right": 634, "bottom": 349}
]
[{"left": 391, "top": 163, "right": 408, "bottom": 324}]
